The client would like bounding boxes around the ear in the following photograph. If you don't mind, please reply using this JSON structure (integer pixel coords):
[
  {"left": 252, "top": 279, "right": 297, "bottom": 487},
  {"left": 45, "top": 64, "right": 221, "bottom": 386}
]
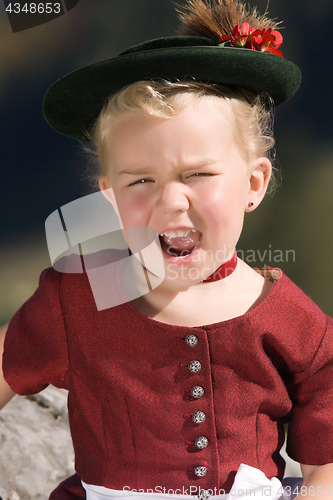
[
  {"left": 99, "top": 176, "right": 121, "bottom": 219},
  {"left": 245, "top": 157, "right": 272, "bottom": 213}
]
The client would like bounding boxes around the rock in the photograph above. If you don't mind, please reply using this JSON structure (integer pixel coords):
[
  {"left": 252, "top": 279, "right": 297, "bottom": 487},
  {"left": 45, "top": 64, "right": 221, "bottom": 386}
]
[{"left": 0, "top": 386, "right": 74, "bottom": 500}]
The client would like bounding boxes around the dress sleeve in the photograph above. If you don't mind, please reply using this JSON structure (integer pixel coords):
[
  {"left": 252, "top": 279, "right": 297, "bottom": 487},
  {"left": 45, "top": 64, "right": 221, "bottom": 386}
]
[
  {"left": 3, "top": 267, "right": 69, "bottom": 395},
  {"left": 286, "top": 315, "right": 333, "bottom": 465}
]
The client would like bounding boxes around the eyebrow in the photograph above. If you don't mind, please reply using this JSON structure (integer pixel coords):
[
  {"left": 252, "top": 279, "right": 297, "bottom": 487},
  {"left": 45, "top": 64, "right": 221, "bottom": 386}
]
[
  {"left": 118, "top": 167, "right": 155, "bottom": 177},
  {"left": 118, "top": 160, "right": 219, "bottom": 176}
]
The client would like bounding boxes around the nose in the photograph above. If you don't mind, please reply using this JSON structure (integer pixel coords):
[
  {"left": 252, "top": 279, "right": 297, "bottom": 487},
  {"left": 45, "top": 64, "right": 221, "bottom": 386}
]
[{"left": 156, "top": 182, "right": 190, "bottom": 214}]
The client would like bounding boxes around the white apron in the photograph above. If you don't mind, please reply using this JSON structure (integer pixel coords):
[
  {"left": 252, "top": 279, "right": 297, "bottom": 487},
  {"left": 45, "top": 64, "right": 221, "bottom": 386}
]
[{"left": 82, "top": 464, "right": 303, "bottom": 500}]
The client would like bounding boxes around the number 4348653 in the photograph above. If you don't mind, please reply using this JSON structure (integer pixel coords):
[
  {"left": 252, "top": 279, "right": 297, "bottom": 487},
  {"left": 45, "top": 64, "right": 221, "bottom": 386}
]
[{"left": 5, "top": 3, "right": 61, "bottom": 14}]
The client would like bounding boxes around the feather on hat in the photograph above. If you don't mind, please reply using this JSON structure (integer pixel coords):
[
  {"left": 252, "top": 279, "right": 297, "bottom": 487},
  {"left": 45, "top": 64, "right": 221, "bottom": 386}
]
[{"left": 176, "top": 0, "right": 280, "bottom": 40}]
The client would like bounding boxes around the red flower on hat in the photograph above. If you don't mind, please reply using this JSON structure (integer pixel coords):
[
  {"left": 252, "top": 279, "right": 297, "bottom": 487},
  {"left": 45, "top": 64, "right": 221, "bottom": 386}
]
[{"left": 219, "top": 22, "right": 283, "bottom": 58}]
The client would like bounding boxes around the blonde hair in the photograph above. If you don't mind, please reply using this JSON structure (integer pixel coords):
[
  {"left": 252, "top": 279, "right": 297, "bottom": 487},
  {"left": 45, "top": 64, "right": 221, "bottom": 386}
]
[{"left": 91, "top": 80, "right": 278, "bottom": 192}]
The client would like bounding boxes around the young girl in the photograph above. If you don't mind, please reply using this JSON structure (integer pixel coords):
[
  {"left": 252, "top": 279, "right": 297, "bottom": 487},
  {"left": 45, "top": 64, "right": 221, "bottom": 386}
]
[{"left": 1, "top": 1, "right": 333, "bottom": 499}]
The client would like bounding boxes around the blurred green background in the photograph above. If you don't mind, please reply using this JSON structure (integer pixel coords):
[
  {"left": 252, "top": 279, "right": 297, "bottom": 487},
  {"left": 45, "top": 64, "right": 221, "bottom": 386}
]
[{"left": 1, "top": 0, "right": 333, "bottom": 325}]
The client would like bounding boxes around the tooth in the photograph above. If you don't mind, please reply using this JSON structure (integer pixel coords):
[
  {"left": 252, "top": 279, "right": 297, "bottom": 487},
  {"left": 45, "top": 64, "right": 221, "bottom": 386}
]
[{"left": 161, "top": 229, "right": 194, "bottom": 238}]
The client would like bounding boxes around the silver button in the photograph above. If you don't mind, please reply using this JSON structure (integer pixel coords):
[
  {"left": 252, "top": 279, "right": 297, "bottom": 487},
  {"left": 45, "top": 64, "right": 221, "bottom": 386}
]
[
  {"left": 188, "top": 360, "right": 202, "bottom": 373},
  {"left": 198, "top": 490, "right": 210, "bottom": 500},
  {"left": 194, "top": 465, "right": 207, "bottom": 477},
  {"left": 185, "top": 335, "right": 198, "bottom": 347},
  {"left": 195, "top": 436, "right": 209, "bottom": 450},
  {"left": 192, "top": 411, "right": 206, "bottom": 424},
  {"left": 191, "top": 386, "right": 205, "bottom": 399}
]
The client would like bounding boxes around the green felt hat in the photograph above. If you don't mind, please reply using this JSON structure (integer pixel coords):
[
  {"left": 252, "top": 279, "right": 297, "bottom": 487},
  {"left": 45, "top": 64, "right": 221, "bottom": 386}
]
[{"left": 42, "top": 35, "right": 302, "bottom": 141}]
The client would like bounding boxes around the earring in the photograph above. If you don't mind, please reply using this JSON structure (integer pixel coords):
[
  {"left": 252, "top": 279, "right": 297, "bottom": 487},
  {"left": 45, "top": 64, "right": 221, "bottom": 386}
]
[{"left": 248, "top": 202, "right": 254, "bottom": 208}]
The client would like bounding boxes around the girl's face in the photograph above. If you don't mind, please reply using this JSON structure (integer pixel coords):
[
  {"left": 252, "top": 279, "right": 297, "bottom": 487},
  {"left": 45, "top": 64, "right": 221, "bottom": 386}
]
[{"left": 99, "top": 100, "right": 270, "bottom": 288}]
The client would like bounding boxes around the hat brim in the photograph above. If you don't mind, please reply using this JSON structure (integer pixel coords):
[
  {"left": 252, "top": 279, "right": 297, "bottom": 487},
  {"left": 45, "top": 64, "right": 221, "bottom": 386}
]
[{"left": 43, "top": 36, "right": 302, "bottom": 140}]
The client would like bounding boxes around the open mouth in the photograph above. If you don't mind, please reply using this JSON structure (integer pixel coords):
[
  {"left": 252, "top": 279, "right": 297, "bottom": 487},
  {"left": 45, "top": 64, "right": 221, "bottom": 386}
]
[{"left": 159, "top": 229, "right": 202, "bottom": 257}]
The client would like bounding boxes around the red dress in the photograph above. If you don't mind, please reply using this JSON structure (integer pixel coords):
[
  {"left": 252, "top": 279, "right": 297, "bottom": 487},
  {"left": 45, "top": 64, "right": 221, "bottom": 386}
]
[{"left": 3, "top": 253, "right": 333, "bottom": 499}]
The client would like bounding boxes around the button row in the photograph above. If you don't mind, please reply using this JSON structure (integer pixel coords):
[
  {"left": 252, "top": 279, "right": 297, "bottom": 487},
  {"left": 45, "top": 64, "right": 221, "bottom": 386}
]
[{"left": 184, "top": 335, "right": 208, "bottom": 481}]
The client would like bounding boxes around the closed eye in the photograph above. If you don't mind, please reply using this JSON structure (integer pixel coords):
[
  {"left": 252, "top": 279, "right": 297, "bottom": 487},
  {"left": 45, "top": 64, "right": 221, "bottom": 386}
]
[
  {"left": 189, "top": 173, "right": 214, "bottom": 178},
  {"left": 129, "top": 178, "right": 153, "bottom": 186}
]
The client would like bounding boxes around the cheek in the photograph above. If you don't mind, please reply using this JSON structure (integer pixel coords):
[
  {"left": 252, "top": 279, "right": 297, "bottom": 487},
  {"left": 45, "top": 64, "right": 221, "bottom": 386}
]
[
  {"left": 194, "top": 177, "right": 246, "bottom": 228},
  {"left": 116, "top": 192, "right": 151, "bottom": 226}
]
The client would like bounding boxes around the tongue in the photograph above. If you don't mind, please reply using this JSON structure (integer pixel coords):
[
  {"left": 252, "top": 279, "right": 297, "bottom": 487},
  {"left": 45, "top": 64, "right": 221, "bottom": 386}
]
[{"left": 161, "top": 232, "right": 201, "bottom": 254}]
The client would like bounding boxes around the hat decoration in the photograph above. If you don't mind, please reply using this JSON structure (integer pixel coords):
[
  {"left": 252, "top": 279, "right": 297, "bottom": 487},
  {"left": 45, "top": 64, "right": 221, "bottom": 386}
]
[
  {"left": 177, "top": 1, "right": 278, "bottom": 37},
  {"left": 42, "top": 0, "right": 301, "bottom": 140},
  {"left": 177, "top": 0, "right": 284, "bottom": 55},
  {"left": 219, "top": 24, "right": 283, "bottom": 57}
]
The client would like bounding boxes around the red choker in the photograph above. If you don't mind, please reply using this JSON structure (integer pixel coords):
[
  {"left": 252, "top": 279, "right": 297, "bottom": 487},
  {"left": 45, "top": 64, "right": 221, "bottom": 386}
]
[{"left": 203, "top": 250, "right": 238, "bottom": 283}]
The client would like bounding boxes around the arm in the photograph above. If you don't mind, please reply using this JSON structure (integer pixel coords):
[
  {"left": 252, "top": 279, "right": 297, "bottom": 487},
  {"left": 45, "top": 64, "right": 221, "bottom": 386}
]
[
  {"left": 299, "top": 463, "right": 333, "bottom": 498},
  {"left": 0, "top": 323, "right": 16, "bottom": 409}
]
